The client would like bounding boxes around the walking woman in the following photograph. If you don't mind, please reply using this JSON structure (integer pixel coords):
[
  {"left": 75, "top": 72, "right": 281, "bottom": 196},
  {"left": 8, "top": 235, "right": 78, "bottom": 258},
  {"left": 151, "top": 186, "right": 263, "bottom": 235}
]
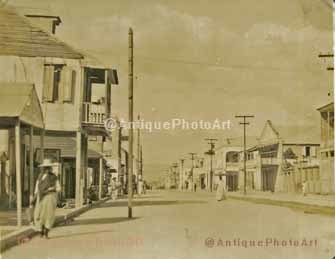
[
  {"left": 34, "top": 158, "right": 61, "bottom": 239},
  {"left": 216, "top": 176, "right": 227, "bottom": 201}
]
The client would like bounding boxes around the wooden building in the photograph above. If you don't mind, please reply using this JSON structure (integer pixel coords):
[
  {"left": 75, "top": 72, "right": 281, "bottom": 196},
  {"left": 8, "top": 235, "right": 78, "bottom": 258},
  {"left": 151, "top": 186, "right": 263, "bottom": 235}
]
[
  {"left": 0, "top": 5, "right": 118, "bottom": 211},
  {"left": 0, "top": 83, "right": 45, "bottom": 226},
  {"left": 317, "top": 102, "right": 334, "bottom": 193},
  {"left": 240, "top": 120, "right": 320, "bottom": 193}
]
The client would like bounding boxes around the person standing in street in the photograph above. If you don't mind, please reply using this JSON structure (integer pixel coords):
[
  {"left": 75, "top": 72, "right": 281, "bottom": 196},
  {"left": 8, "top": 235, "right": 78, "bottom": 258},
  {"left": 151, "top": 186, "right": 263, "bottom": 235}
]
[
  {"left": 34, "top": 158, "right": 61, "bottom": 239},
  {"left": 111, "top": 177, "right": 118, "bottom": 200},
  {"left": 216, "top": 176, "right": 226, "bottom": 201},
  {"left": 138, "top": 179, "right": 144, "bottom": 195},
  {"left": 302, "top": 181, "right": 307, "bottom": 197}
]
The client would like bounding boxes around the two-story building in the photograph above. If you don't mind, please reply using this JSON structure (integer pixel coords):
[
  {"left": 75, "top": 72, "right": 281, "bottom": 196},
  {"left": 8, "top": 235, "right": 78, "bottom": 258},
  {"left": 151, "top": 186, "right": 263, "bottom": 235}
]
[
  {"left": 0, "top": 5, "right": 118, "bottom": 214},
  {"left": 317, "top": 102, "right": 334, "bottom": 193},
  {"left": 213, "top": 137, "right": 257, "bottom": 192},
  {"left": 240, "top": 120, "right": 320, "bottom": 193}
]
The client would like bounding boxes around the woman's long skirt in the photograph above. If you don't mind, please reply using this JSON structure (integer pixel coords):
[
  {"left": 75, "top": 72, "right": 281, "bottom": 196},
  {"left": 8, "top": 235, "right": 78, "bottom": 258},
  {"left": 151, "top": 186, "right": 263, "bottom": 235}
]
[{"left": 34, "top": 192, "right": 57, "bottom": 230}]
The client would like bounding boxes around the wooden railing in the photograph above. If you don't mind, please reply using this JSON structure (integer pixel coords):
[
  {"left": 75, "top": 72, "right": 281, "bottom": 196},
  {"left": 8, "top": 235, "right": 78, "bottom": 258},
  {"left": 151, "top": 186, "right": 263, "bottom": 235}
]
[
  {"left": 261, "top": 157, "right": 279, "bottom": 165},
  {"left": 82, "top": 102, "right": 106, "bottom": 125}
]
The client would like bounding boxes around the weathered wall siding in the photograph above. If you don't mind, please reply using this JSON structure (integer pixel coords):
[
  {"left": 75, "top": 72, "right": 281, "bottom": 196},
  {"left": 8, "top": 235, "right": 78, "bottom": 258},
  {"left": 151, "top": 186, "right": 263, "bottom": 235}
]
[{"left": 0, "top": 56, "right": 82, "bottom": 132}]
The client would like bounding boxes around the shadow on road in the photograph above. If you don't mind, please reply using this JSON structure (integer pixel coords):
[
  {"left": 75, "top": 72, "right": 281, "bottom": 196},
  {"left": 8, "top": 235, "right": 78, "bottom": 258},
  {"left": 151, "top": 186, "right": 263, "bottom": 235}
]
[
  {"left": 99, "top": 200, "right": 207, "bottom": 208},
  {"left": 66, "top": 216, "right": 140, "bottom": 227},
  {"left": 50, "top": 229, "right": 116, "bottom": 240}
]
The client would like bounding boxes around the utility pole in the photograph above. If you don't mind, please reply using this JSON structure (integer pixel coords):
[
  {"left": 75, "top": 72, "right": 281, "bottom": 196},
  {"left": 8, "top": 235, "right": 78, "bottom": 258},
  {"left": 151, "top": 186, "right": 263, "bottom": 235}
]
[
  {"left": 172, "top": 163, "right": 178, "bottom": 188},
  {"left": 189, "top": 153, "right": 197, "bottom": 191},
  {"left": 179, "top": 159, "right": 185, "bottom": 190},
  {"left": 235, "top": 115, "right": 254, "bottom": 195},
  {"left": 128, "top": 27, "right": 134, "bottom": 218},
  {"left": 318, "top": 53, "right": 334, "bottom": 71},
  {"left": 140, "top": 145, "right": 143, "bottom": 177},
  {"left": 137, "top": 115, "right": 141, "bottom": 179},
  {"left": 204, "top": 138, "right": 218, "bottom": 192}
]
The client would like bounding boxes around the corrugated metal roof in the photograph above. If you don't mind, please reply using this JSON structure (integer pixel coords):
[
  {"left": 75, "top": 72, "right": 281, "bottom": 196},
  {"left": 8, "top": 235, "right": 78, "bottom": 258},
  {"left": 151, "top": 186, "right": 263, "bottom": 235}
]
[
  {"left": 32, "top": 135, "right": 101, "bottom": 159},
  {"left": 0, "top": 6, "right": 83, "bottom": 59}
]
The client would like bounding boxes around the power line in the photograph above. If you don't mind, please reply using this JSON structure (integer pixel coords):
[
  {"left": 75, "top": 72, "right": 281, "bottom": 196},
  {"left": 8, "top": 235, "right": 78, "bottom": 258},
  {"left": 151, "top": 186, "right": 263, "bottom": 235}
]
[{"left": 134, "top": 55, "right": 327, "bottom": 73}]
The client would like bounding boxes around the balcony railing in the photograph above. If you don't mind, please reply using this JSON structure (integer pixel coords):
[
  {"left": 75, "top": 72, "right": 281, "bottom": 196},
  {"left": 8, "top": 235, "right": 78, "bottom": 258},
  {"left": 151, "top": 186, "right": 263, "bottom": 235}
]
[
  {"left": 261, "top": 157, "right": 279, "bottom": 165},
  {"left": 82, "top": 102, "right": 106, "bottom": 125}
]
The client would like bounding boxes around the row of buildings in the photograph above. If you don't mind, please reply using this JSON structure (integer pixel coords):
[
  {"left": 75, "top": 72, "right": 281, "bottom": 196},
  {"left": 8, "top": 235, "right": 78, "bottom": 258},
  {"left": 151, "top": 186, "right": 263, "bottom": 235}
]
[
  {"left": 0, "top": 5, "right": 142, "bottom": 226},
  {"left": 165, "top": 104, "right": 334, "bottom": 195}
]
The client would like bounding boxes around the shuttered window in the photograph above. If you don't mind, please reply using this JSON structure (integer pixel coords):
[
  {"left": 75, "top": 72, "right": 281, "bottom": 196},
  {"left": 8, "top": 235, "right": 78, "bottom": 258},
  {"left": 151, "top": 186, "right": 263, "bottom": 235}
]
[
  {"left": 60, "top": 67, "right": 76, "bottom": 103},
  {"left": 43, "top": 64, "right": 63, "bottom": 102},
  {"left": 42, "top": 65, "right": 54, "bottom": 102}
]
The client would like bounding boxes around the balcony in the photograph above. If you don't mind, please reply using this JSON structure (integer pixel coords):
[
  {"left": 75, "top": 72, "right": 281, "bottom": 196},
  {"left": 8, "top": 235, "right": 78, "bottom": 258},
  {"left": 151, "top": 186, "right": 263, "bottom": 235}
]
[
  {"left": 261, "top": 157, "right": 279, "bottom": 165},
  {"left": 82, "top": 102, "right": 106, "bottom": 125}
]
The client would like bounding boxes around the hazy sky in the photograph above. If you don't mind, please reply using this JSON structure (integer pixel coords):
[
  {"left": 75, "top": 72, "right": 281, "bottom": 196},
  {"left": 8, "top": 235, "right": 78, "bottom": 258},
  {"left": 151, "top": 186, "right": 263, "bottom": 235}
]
[{"left": 10, "top": 0, "right": 334, "bottom": 180}]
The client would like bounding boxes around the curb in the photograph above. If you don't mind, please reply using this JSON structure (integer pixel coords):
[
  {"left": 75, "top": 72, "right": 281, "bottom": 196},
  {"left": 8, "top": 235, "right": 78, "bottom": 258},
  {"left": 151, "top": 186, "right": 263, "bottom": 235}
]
[
  {"left": 227, "top": 195, "right": 335, "bottom": 216},
  {"left": 0, "top": 197, "right": 110, "bottom": 253}
]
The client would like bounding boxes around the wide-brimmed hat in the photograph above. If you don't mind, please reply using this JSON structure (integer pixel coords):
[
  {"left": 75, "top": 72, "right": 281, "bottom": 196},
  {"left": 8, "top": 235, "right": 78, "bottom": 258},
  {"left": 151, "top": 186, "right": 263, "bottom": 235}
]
[{"left": 38, "top": 158, "right": 55, "bottom": 167}]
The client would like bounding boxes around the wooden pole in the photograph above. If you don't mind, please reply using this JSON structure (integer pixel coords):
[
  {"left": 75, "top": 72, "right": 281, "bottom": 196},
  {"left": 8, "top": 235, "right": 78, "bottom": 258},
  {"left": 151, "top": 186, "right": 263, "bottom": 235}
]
[
  {"left": 128, "top": 27, "right": 134, "bottom": 218},
  {"left": 40, "top": 129, "right": 44, "bottom": 162},
  {"left": 29, "top": 126, "right": 34, "bottom": 203},
  {"left": 99, "top": 157, "right": 103, "bottom": 200},
  {"left": 15, "top": 122, "right": 22, "bottom": 227},
  {"left": 75, "top": 131, "right": 82, "bottom": 207}
]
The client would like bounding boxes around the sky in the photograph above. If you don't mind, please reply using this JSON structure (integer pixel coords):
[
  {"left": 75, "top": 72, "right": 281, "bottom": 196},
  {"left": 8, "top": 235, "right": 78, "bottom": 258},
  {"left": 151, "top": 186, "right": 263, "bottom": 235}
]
[{"left": 9, "top": 0, "right": 334, "bottom": 181}]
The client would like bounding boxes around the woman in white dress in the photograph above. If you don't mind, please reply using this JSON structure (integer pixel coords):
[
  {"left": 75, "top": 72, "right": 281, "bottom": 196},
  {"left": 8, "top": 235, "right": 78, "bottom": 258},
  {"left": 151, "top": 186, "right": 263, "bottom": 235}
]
[
  {"left": 216, "top": 176, "right": 226, "bottom": 201},
  {"left": 34, "top": 159, "right": 61, "bottom": 239}
]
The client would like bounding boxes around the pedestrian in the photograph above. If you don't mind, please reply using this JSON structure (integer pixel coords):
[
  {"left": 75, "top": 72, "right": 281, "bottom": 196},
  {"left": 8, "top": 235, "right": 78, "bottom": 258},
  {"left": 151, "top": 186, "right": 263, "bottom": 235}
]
[
  {"left": 111, "top": 177, "right": 118, "bottom": 200},
  {"left": 216, "top": 176, "right": 226, "bottom": 201},
  {"left": 194, "top": 183, "right": 197, "bottom": 192},
  {"left": 138, "top": 179, "right": 144, "bottom": 195},
  {"left": 185, "top": 181, "right": 189, "bottom": 190},
  {"left": 302, "top": 181, "right": 307, "bottom": 197},
  {"left": 34, "top": 158, "right": 61, "bottom": 239}
]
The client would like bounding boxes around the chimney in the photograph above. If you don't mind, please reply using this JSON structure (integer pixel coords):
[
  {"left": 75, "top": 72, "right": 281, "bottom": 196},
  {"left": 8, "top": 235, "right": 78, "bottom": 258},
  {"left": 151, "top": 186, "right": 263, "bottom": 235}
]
[{"left": 25, "top": 15, "right": 62, "bottom": 34}]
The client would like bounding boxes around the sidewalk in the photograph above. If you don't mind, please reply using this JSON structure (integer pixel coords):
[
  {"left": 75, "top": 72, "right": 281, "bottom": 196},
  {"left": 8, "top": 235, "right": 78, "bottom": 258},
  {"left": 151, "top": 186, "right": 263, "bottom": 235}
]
[
  {"left": 0, "top": 197, "right": 109, "bottom": 253},
  {"left": 228, "top": 191, "right": 335, "bottom": 207}
]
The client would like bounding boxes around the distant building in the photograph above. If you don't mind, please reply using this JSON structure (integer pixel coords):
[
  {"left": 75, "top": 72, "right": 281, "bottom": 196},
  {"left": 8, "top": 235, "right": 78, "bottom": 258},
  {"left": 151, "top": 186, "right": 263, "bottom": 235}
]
[
  {"left": 240, "top": 120, "right": 320, "bottom": 193},
  {"left": 212, "top": 137, "right": 258, "bottom": 192},
  {"left": 317, "top": 102, "right": 334, "bottom": 193}
]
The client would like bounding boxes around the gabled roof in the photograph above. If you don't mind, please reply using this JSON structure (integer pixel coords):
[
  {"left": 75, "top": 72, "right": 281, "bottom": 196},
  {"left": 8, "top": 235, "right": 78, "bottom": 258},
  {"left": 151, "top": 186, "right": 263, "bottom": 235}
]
[
  {"left": 317, "top": 102, "right": 334, "bottom": 112},
  {"left": 0, "top": 83, "right": 44, "bottom": 128},
  {"left": 259, "top": 120, "right": 319, "bottom": 145},
  {"left": 215, "top": 136, "right": 259, "bottom": 150},
  {"left": 0, "top": 5, "right": 83, "bottom": 59}
]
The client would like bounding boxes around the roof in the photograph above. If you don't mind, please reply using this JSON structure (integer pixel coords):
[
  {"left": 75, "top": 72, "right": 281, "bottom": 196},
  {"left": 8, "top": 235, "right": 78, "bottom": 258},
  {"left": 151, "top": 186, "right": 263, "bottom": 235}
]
[
  {"left": 0, "top": 5, "right": 83, "bottom": 59},
  {"left": 0, "top": 82, "right": 44, "bottom": 128},
  {"left": 25, "top": 14, "right": 62, "bottom": 25},
  {"left": 259, "top": 120, "right": 319, "bottom": 145},
  {"left": 32, "top": 136, "right": 101, "bottom": 159},
  {"left": 317, "top": 102, "right": 334, "bottom": 112},
  {"left": 215, "top": 136, "right": 259, "bottom": 150}
]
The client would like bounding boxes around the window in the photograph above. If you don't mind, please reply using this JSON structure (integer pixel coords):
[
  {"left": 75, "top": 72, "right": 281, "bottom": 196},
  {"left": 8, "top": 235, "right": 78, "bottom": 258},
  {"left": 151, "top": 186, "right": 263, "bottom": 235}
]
[
  {"left": 43, "top": 64, "right": 76, "bottom": 103},
  {"left": 305, "top": 146, "right": 311, "bottom": 157}
]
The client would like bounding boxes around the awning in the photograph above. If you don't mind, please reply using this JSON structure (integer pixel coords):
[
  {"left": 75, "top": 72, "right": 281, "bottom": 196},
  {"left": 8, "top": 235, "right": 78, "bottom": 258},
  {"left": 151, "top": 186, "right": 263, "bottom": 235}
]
[{"left": 0, "top": 83, "right": 44, "bottom": 129}]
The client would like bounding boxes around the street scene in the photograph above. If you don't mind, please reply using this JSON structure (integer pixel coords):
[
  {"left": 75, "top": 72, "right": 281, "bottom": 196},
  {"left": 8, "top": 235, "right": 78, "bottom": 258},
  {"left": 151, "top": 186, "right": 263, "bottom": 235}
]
[{"left": 0, "top": 0, "right": 334, "bottom": 259}]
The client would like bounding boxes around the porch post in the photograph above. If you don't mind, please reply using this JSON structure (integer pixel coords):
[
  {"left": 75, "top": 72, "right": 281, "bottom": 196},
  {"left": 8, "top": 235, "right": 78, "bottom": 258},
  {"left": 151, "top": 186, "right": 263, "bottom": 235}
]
[
  {"left": 99, "top": 157, "right": 103, "bottom": 200},
  {"left": 75, "top": 131, "right": 82, "bottom": 208},
  {"left": 29, "top": 126, "right": 34, "bottom": 203},
  {"left": 15, "top": 122, "right": 22, "bottom": 227},
  {"left": 40, "top": 129, "right": 44, "bottom": 162}
]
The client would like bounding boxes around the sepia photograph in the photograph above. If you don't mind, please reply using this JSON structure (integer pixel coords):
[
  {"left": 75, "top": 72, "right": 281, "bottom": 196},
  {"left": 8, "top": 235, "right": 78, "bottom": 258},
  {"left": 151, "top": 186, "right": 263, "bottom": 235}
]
[{"left": 0, "top": 0, "right": 334, "bottom": 258}]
